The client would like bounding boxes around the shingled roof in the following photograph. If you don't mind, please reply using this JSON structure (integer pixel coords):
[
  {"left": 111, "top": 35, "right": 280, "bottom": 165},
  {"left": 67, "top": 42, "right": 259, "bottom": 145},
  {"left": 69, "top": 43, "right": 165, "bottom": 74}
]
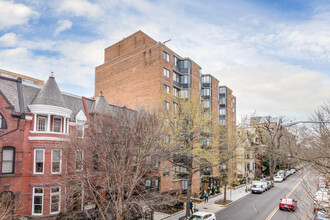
[
  {"left": 90, "top": 92, "right": 112, "bottom": 115},
  {"left": 30, "top": 75, "right": 67, "bottom": 108}
]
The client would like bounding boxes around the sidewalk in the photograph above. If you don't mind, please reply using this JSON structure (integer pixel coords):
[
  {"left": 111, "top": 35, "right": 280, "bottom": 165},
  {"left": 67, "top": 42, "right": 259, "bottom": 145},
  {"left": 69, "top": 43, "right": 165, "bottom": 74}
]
[{"left": 155, "top": 184, "right": 251, "bottom": 220}]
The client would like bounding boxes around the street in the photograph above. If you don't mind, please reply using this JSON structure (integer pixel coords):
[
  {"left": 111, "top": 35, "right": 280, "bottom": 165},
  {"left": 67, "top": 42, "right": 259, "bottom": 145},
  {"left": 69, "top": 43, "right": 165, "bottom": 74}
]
[{"left": 216, "top": 169, "right": 317, "bottom": 220}]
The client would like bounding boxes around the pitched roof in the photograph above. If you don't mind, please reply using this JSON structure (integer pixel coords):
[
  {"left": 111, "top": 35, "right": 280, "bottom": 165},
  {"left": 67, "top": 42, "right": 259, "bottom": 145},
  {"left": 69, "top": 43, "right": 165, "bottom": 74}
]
[
  {"left": 90, "top": 92, "right": 112, "bottom": 115},
  {"left": 30, "top": 75, "right": 67, "bottom": 108}
]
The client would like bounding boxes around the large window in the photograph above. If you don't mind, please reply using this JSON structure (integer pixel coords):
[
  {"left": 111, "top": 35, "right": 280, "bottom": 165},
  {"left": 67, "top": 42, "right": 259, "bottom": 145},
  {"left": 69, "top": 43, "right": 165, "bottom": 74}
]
[
  {"left": 173, "top": 72, "right": 180, "bottom": 83},
  {"left": 0, "top": 114, "right": 7, "bottom": 129},
  {"left": 1, "top": 146, "right": 15, "bottom": 174},
  {"left": 163, "top": 84, "right": 170, "bottom": 94},
  {"left": 173, "top": 87, "right": 180, "bottom": 97},
  {"left": 75, "top": 150, "right": 83, "bottom": 171},
  {"left": 34, "top": 149, "right": 44, "bottom": 174},
  {"left": 32, "top": 187, "right": 43, "bottom": 215},
  {"left": 180, "top": 90, "right": 190, "bottom": 98},
  {"left": 163, "top": 68, "right": 170, "bottom": 78},
  {"left": 219, "top": 108, "right": 226, "bottom": 115},
  {"left": 219, "top": 87, "right": 226, "bottom": 94},
  {"left": 53, "top": 117, "right": 62, "bottom": 133},
  {"left": 145, "top": 179, "right": 152, "bottom": 191},
  {"left": 164, "top": 101, "right": 170, "bottom": 110},
  {"left": 203, "top": 100, "right": 211, "bottom": 108},
  {"left": 51, "top": 149, "right": 61, "bottom": 174},
  {"left": 202, "top": 76, "right": 211, "bottom": 83},
  {"left": 181, "top": 75, "right": 189, "bottom": 84},
  {"left": 163, "top": 51, "right": 170, "bottom": 62},
  {"left": 37, "top": 116, "right": 47, "bottom": 131},
  {"left": 173, "top": 56, "right": 179, "bottom": 67},
  {"left": 220, "top": 97, "right": 226, "bottom": 105},
  {"left": 76, "top": 123, "right": 84, "bottom": 138},
  {"left": 201, "top": 88, "right": 210, "bottom": 96},
  {"left": 50, "top": 186, "right": 60, "bottom": 214}
]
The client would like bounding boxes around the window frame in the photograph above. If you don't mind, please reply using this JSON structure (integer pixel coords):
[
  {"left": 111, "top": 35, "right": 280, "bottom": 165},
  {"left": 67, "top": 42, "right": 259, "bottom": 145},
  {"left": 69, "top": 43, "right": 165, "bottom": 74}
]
[
  {"left": 163, "top": 51, "right": 170, "bottom": 62},
  {"left": 1, "top": 146, "right": 15, "bottom": 174},
  {"left": 75, "top": 150, "right": 84, "bottom": 171},
  {"left": 34, "top": 149, "right": 45, "bottom": 174},
  {"left": 50, "top": 186, "right": 61, "bottom": 214},
  {"left": 53, "top": 116, "right": 62, "bottom": 133},
  {"left": 51, "top": 149, "right": 62, "bottom": 174},
  {"left": 164, "top": 101, "right": 170, "bottom": 110},
  {"left": 163, "top": 84, "right": 170, "bottom": 94},
  {"left": 163, "top": 68, "right": 170, "bottom": 78},
  {"left": 37, "top": 115, "right": 47, "bottom": 132},
  {"left": 0, "top": 113, "right": 7, "bottom": 129},
  {"left": 32, "top": 187, "right": 44, "bottom": 215}
]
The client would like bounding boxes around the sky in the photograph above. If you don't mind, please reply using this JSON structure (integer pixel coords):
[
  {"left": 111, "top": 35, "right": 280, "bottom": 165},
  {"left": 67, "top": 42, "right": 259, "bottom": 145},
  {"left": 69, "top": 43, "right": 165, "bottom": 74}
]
[{"left": 0, "top": 0, "right": 329, "bottom": 122}]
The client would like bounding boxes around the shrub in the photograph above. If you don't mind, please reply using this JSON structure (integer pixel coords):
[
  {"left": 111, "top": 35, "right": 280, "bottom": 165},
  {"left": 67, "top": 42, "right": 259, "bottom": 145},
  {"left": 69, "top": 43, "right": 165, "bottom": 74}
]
[
  {"left": 216, "top": 185, "right": 220, "bottom": 193},
  {"left": 199, "top": 190, "right": 205, "bottom": 199},
  {"left": 211, "top": 187, "right": 215, "bottom": 195}
]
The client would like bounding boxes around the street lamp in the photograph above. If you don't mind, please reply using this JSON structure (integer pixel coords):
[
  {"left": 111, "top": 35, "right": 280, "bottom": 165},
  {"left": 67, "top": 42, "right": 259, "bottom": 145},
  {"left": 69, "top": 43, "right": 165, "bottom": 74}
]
[{"left": 282, "top": 121, "right": 330, "bottom": 127}]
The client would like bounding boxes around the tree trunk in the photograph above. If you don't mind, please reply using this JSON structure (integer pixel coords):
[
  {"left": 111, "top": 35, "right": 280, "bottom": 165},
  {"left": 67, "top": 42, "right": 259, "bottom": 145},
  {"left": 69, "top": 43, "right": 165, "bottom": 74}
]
[
  {"left": 185, "top": 171, "right": 193, "bottom": 219},
  {"left": 223, "top": 184, "right": 227, "bottom": 202}
]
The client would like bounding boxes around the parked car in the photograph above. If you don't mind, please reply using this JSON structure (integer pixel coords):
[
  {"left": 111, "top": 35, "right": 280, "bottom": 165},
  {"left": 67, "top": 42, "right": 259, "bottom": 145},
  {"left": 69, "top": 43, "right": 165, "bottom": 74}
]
[
  {"left": 251, "top": 182, "right": 267, "bottom": 194},
  {"left": 274, "top": 175, "right": 284, "bottom": 182},
  {"left": 315, "top": 191, "right": 329, "bottom": 203},
  {"left": 290, "top": 168, "right": 296, "bottom": 174},
  {"left": 279, "top": 197, "right": 297, "bottom": 211},
  {"left": 314, "top": 211, "right": 330, "bottom": 220},
  {"left": 266, "top": 181, "right": 273, "bottom": 189},
  {"left": 189, "top": 211, "right": 216, "bottom": 220},
  {"left": 286, "top": 170, "right": 291, "bottom": 177},
  {"left": 277, "top": 170, "right": 286, "bottom": 180},
  {"left": 314, "top": 201, "right": 329, "bottom": 214}
]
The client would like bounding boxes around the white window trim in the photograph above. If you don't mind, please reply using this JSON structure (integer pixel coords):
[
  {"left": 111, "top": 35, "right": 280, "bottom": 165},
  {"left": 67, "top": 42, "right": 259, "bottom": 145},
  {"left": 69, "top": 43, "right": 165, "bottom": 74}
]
[
  {"left": 32, "top": 187, "right": 44, "bottom": 215},
  {"left": 34, "top": 149, "right": 45, "bottom": 174},
  {"left": 75, "top": 150, "right": 84, "bottom": 171},
  {"left": 51, "top": 149, "right": 62, "bottom": 174},
  {"left": 50, "top": 186, "right": 61, "bottom": 214},
  {"left": 53, "top": 116, "right": 62, "bottom": 133},
  {"left": 37, "top": 115, "right": 47, "bottom": 132}
]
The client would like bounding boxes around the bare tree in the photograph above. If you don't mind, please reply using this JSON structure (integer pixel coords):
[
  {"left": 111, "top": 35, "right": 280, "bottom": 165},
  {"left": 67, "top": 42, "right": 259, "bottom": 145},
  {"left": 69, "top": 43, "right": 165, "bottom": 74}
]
[
  {"left": 64, "top": 108, "right": 176, "bottom": 219},
  {"left": 0, "top": 191, "right": 17, "bottom": 220}
]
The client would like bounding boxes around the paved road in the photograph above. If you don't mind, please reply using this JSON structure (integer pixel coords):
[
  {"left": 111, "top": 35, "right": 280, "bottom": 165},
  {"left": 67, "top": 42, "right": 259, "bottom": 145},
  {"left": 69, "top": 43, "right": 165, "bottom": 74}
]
[{"left": 216, "top": 169, "right": 316, "bottom": 220}]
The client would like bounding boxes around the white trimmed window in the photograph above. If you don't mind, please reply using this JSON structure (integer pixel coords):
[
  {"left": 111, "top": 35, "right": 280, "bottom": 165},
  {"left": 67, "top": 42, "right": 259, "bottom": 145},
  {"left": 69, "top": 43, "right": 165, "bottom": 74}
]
[
  {"left": 1, "top": 146, "right": 15, "bottom": 174},
  {"left": 164, "top": 101, "right": 169, "bottom": 110},
  {"left": 37, "top": 116, "right": 47, "bottom": 131},
  {"left": 32, "top": 187, "right": 43, "bottom": 215},
  {"left": 163, "top": 84, "right": 170, "bottom": 94},
  {"left": 163, "top": 68, "right": 170, "bottom": 78},
  {"left": 34, "top": 149, "right": 44, "bottom": 174},
  {"left": 51, "top": 149, "right": 61, "bottom": 174},
  {"left": 76, "top": 123, "right": 84, "bottom": 138},
  {"left": 50, "top": 186, "right": 60, "bottom": 214},
  {"left": 75, "top": 150, "right": 83, "bottom": 171},
  {"left": 53, "top": 117, "right": 62, "bottom": 133},
  {"left": 163, "top": 51, "right": 170, "bottom": 62}
]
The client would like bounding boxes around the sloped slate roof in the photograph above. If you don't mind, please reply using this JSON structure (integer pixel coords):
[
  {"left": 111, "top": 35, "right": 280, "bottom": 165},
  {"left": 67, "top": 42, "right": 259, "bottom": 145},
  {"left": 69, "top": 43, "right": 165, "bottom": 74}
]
[
  {"left": 30, "top": 76, "right": 67, "bottom": 108},
  {"left": 90, "top": 92, "right": 112, "bottom": 115},
  {"left": 0, "top": 77, "right": 19, "bottom": 112}
]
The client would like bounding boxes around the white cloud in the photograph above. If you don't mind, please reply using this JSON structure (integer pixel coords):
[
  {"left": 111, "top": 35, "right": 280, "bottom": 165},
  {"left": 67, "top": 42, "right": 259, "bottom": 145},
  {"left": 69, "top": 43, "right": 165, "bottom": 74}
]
[
  {"left": 57, "top": 0, "right": 103, "bottom": 18},
  {"left": 0, "top": 0, "right": 39, "bottom": 29},
  {"left": 54, "top": 20, "right": 72, "bottom": 36},
  {"left": 0, "top": 33, "right": 18, "bottom": 46}
]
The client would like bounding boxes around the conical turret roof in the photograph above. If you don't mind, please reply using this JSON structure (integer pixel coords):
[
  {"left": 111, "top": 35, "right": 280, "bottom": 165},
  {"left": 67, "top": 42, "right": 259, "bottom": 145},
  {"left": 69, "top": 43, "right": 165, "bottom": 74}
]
[
  {"left": 90, "top": 92, "right": 111, "bottom": 114},
  {"left": 30, "top": 75, "right": 67, "bottom": 108}
]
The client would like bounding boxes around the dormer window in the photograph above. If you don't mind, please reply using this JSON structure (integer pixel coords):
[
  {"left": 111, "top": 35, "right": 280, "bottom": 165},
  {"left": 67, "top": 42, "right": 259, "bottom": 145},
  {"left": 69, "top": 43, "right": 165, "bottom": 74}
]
[
  {"left": 53, "top": 117, "right": 62, "bottom": 133},
  {"left": 0, "top": 114, "right": 7, "bottom": 129},
  {"left": 37, "top": 116, "right": 47, "bottom": 131}
]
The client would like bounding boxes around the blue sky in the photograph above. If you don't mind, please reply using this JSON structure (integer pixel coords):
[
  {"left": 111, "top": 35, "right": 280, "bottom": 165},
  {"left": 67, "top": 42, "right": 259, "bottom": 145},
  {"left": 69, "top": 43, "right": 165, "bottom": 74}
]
[{"left": 0, "top": 0, "right": 329, "bottom": 121}]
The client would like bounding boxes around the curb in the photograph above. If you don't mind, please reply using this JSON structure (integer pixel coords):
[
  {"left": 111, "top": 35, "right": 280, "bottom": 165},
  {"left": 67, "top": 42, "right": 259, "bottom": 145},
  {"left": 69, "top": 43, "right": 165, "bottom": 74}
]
[{"left": 214, "top": 192, "right": 252, "bottom": 214}]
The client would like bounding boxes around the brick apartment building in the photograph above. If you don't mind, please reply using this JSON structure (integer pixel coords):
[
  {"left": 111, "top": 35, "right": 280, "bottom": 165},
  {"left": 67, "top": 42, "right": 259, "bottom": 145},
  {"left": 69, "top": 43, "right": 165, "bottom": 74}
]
[
  {"left": 95, "top": 31, "right": 237, "bottom": 194},
  {"left": 0, "top": 72, "right": 144, "bottom": 218}
]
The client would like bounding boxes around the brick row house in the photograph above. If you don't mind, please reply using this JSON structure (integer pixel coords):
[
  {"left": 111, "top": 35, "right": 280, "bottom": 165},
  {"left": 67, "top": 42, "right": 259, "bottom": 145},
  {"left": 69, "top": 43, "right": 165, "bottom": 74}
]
[{"left": 0, "top": 74, "right": 143, "bottom": 218}]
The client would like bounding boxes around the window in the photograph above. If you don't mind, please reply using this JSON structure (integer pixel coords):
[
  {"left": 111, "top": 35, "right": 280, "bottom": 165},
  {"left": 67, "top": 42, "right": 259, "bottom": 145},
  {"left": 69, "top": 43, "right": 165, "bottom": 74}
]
[
  {"left": 75, "top": 150, "right": 83, "bottom": 171},
  {"left": 32, "top": 187, "right": 43, "bottom": 215},
  {"left": 219, "top": 108, "right": 226, "bottom": 115},
  {"left": 145, "top": 179, "right": 151, "bottom": 191},
  {"left": 181, "top": 75, "right": 189, "bottom": 84},
  {"left": 219, "top": 119, "right": 226, "bottom": 126},
  {"left": 173, "top": 87, "right": 180, "bottom": 97},
  {"left": 163, "top": 84, "right": 170, "bottom": 94},
  {"left": 173, "top": 102, "right": 177, "bottom": 111},
  {"left": 163, "top": 51, "right": 170, "bottom": 62},
  {"left": 219, "top": 87, "right": 226, "bottom": 94},
  {"left": 0, "top": 114, "right": 7, "bottom": 129},
  {"left": 232, "top": 107, "right": 235, "bottom": 112},
  {"left": 163, "top": 135, "right": 169, "bottom": 143},
  {"left": 220, "top": 97, "right": 226, "bottom": 105},
  {"left": 155, "top": 178, "right": 160, "bottom": 192},
  {"left": 203, "top": 100, "right": 210, "bottom": 108},
  {"left": 51, "top": 149, "right": 61, "bottom": 174},
  {"left": 76, "top": 123, "right": 84, "bottom": 138},
  {"left": 164, "top": 101, "right": 169, "bottom": 110},
  {"left": 201, "top": 88, "right": 210, "bottom": 96},
  {"left": 232, "top": 98, "right": 235, "bottom": 103},
  {"left": 202, "top": 76, "right": 211, "bottom": 83},
  {"left": 163, "top": 119, "right": 169, "bottom": 126},
  {"left": 53, "top": 117, "right": 62, "bottom": 133},
  {"left": 156, "top": 161, "right": 160, "bottom": 168},
  {"left": 50, "top": 187, "right": 60, "bottom": 214},
  {"left": 34, "top": 149, "right": 44, "bottom": 174},
  {"left": 173, "top": 72, "right": 180, "bottom": 83},
  {"left": 163, "top": 168, "right": 170, "bottom": 176},
  {"left": 180, "top": 89, "right": 190, "bottom": 98},
  {"left": 37, "top": 116, "right": 47, "bottom": 131},
  {"left": 1, "top": 146, "right": 15, "bottom": 174},
  {"left": 163, "top": 68, "right": 170, "bottom": 78},
  {"left": 173, "top": 56, "right": 179, "bottom": 67}
]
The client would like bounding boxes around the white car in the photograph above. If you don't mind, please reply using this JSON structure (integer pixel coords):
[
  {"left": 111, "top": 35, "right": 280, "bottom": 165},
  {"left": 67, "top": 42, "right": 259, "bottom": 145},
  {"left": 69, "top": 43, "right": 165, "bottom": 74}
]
[
  {"left": 315, "top": 191, "right": 329, "bottom": 203},
  {"left": 290, "top": 168, "right": 296, "bottom": 174},
  {"left": 274, "top": 176, "right": 284, "bottom": 182},
  {"left": 251, "top": 182, "right": 267, "bottom": 194},
  {"left": 189, "top": 211, "right": 216, "bottom": 220}
]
